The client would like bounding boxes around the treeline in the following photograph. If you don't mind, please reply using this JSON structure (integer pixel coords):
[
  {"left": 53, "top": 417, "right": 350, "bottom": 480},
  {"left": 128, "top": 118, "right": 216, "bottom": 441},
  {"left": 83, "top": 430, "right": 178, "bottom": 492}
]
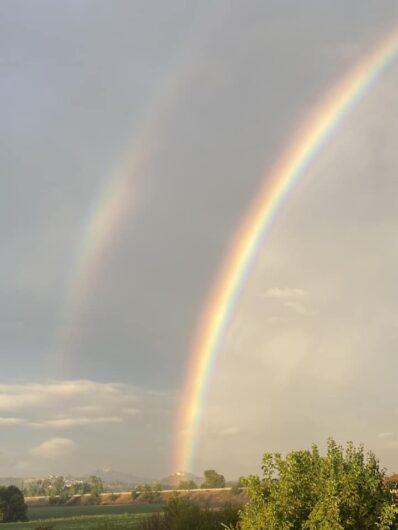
[
  {"left": 131, "top": 469, "right": 229, "bottom": 501},
  {"left": 139, "top": 438, "right": 398, "bottom": 530},
  {"left": 23, "top": 475, "right": 103, "bottom": 499},
  {"left": 178, "top": 469, "right": 226, "bottom": 490}
]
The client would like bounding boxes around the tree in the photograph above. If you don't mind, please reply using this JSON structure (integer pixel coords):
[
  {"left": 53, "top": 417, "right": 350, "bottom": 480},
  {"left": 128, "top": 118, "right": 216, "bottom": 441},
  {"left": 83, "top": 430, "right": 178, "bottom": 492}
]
[
  {"left": 139, "top": 483, "right": 162, "bottom": 503},
  {"left": 201, "top": 469, "right": 226, "bottom": 489},
  {"left": 178, "top": 480, "right": 197, "bottom": 490},
  {"left": 88, "top": 475, "right": 103, "bottom": 496},
  {"left": 240, "top": 438, "right": 397, "bottom": 530},
  {"left": 0, "top": 486, "right": 28, "bottom": 522}
]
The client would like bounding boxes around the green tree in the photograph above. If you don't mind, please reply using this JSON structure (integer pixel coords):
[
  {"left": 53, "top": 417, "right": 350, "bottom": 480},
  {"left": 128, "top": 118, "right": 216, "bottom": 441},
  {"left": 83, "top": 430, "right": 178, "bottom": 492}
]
[
  {"left": 52, "top": 476, "right": 65, "bottom": 496},
  {"left": 88, "top": 475, "right": 103, "bottom": 496},
  {"left": 240, "top": 438, "right": 397, "bottom": 530},
  {"left": 0, "top": 486, "right": 28, "bottom": 522},
  {"left": 178, "top": 480, "right": 197, "bottom": 490},
  {"left": 201, "top": 469, "right": 226, "bottom": 489},
  {"left": 139, "top": 483, "right": 161, "bottom": 503}
]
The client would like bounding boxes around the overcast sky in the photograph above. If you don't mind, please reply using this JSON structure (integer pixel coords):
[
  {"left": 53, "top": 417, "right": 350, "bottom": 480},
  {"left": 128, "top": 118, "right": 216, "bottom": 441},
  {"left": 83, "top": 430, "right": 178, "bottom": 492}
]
[{"left": 1, "top": 0, "right": 398, "bottom": 479}]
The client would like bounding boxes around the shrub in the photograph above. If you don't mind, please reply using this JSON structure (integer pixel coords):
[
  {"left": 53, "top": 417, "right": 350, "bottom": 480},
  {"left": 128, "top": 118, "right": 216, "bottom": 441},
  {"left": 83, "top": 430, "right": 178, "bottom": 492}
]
[
  {"left": 138, "top": 495, "right": 239, "bottom": 530},
  {"left": 178, "top": 480, "right": 197, "bottom": 490},
  {"left": 240, "top": 438, "right": 397, "bottom": 530},
  {"left": 0, "top": 486, "right": 28, "bottom": 522}
]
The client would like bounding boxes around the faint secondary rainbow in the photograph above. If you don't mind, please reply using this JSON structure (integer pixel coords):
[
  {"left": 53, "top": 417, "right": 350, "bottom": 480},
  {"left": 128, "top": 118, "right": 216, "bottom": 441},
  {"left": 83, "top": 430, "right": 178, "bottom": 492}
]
[
  {"left": 50, "top": 10, "right": 226, "bottom": 374},
  {"left": 174, "top": 26, "right": 398, "bottom": 473},
  {"left": 52, "top": 149, "right": 145, "bottom": 374}
]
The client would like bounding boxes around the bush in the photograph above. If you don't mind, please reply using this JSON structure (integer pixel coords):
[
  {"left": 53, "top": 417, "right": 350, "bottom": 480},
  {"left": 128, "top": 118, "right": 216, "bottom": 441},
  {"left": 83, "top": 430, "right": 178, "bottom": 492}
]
[
  {"left": 139, "top": 483, "right": 162, "bottom": 503},
  {"left": 138, "top": 495, "right": 239, "bottom": 530},
  {"left": 0, "top": 486, "right": 28, "bottom": 522},
  {"left": 178, "top": 480, "right": 197, "bottom": 490},
  {"left": 240, "top": 438, "right": 397, "bottom": 530}
]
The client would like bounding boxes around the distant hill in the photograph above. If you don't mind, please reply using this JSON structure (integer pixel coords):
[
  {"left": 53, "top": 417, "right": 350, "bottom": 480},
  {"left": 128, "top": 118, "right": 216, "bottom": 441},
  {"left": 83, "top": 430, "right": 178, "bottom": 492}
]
[{"left": 160, "top": 472, "right": 203, "bottom": 489}]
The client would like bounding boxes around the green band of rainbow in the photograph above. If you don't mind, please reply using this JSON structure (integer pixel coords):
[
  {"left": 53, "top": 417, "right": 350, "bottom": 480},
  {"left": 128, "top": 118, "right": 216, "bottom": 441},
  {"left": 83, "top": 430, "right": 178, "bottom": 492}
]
[{"left": 174, "top": 26, "right": 398, "bottom": 473}]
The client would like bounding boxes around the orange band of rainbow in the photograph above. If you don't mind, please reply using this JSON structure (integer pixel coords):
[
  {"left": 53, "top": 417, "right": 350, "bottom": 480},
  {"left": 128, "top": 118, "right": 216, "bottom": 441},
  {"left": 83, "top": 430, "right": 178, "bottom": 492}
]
[{"left": 174, "top": 26, "right": 398, "bottom": 473}]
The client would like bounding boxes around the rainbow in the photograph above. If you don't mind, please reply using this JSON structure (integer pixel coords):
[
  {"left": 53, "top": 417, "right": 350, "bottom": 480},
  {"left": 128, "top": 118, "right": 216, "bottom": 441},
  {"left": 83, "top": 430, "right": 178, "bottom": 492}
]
[
  {"left": 52, "top": 153, "right": 143, "bottom": 374},
  {"left": 50, "top": 11, "right": 222, "bottom": 374},
  {"left": 174, "top": 27, "right": 398, "bottom": 473}
]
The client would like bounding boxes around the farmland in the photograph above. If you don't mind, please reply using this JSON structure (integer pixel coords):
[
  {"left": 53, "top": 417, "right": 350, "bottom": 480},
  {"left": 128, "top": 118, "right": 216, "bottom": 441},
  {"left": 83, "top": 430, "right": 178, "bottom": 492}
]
[{"left": 0, "top": 503, "right": 164, "bottom": 530}]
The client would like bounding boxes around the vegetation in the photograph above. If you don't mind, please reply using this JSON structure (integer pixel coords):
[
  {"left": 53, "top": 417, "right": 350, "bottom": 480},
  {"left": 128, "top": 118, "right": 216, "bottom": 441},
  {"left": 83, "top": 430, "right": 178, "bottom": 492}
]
[
  {"left": 0, "top": 504, "right": 165, "bottom": 530},
  {"left": 138, "top": 495, "right": 239, "bottom": 530},
  {"left": 28, "top": 503, "right": 164, "bottom": 520},
  {"left": 3, "top": 439, "right": 397, "bottom": 529},
  {"left": 240, "top": 438, "right": 397, "bottom": 529},
  {"left": 23, "top": 475, "right": 103, "bottom": 499},
  {"left": 0, "top": 486, "right": 27, "bottom": 522},
  {"left": 200, "top": 469, "right": 225, "bottom": 489},
  {"left": 177, "top": 480, "right": 197, "bottom": 490},
  {"left": 0, "top": 512, "right": 147, "bottom": 529},
  {"left": 130, "top": 483, "right": 163, "bottom": 503}
]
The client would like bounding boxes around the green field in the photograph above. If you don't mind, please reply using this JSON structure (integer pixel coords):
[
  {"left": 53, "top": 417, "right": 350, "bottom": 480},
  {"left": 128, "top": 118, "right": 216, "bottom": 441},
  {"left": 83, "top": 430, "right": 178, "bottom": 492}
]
[{"left": 0, "top": 503, "right": 164, "bottom": 530}]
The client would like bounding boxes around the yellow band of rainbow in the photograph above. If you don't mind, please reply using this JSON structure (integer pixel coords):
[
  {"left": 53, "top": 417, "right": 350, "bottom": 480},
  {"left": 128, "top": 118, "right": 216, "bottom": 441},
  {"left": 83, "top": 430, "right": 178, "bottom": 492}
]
[{"left": 174, "top": 26, "right": 398, "bottom": 473}]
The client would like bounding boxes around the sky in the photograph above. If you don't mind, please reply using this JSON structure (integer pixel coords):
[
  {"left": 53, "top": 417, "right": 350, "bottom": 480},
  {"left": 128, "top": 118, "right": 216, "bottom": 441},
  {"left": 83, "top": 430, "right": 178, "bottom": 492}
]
[{"left": 1, "top": 0, "right": 398, "bottom": 479}]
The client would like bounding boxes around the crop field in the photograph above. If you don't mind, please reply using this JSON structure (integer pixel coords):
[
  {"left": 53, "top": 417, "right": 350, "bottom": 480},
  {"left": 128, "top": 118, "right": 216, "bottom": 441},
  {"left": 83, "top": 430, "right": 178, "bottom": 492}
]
[{"left": 0, "top": 503, "right": 164, "bottom": 530}]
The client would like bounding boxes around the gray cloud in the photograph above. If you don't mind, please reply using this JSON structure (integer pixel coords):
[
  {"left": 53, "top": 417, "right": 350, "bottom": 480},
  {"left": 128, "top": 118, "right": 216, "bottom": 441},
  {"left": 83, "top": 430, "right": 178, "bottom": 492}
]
[{"left": 1, "top": 1, "right": 398, "bottom": 478}]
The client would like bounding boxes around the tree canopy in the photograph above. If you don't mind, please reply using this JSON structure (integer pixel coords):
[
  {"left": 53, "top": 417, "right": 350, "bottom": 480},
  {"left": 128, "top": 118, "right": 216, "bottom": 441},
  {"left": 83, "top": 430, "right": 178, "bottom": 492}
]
[
  {"left": 240, "top": 438, "right": 397, "bottom": 530},
  {"left": 201, "top": 469, "right": 226, "bottom": 489},
  {"left": 0, "top": 486, "right": 27, "bottom": 523},
  {"left": 178, "top": 480, "right": 198, "bottom": 490}
]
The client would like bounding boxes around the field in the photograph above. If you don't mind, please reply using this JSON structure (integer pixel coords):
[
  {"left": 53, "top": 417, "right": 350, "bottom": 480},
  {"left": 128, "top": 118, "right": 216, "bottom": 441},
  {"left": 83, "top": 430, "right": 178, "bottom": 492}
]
[
  {"left": 0, "top": 503, "right": 164, "bottom": 530},
  {"left": 0, "top": 491, "right": 245, "bottom": 529}
]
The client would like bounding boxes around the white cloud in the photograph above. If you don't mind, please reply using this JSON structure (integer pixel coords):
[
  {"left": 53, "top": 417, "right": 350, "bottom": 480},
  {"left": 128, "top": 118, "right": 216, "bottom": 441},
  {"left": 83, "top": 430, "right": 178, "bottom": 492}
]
[
  {"left": 377, "top": 432, "right": 393, "bottom": 439},
  {"left": 32, "top": 416, "right": 123, "bottom": 429},
  {"left": 0, "top": 381, "right": 132, "bottom": 411},
  {"left": 30, "top": 438, "right": 77, "bottom": 460},
  {"left": 0, "top": 380, "right": 146, "bottom": 430},
  {"left": 0, "top": 417, "right": 26, "bottom": 425},
  {"left": 266, "top": 288, "right": 307, "bottom": 298}
]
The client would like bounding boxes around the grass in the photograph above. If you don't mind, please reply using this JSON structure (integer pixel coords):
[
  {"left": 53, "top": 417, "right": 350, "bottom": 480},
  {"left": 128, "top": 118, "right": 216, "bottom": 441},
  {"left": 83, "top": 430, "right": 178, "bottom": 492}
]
[
  {"left": 136, "top": 497, "right": 240, "bottom": 530},
  {"left": 28, "top": 504, "right": 164, "bottom": 520},
  {"left": 0, "top": 503, "right": 165, "bottom": 530},
  {"left": 0, "top": 513, "right": 145, "bottom": 529}
]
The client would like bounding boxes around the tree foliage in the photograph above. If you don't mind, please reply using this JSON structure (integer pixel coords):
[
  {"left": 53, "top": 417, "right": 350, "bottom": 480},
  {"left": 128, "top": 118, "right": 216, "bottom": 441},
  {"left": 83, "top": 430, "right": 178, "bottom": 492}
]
[
  {"left": 136, "top": 483, "right": 162, "bottom": 503},
  {"left": 240, "top": 438, "right": 397, "bottom": 530},
  {"left": 178, "top": 480, "right": 197, "bottom": 490},
  {"left": 201, "top": 469, "right": 226, "bottom": 489},
  {"left": 0, "top": 486, "right": 27, "bottom": 522},
  {"left": 138, "top": 495, "right": 239, "bottom": 530},
  {"left": 88, "top": 475, "right": 103, "bottom": 496}
]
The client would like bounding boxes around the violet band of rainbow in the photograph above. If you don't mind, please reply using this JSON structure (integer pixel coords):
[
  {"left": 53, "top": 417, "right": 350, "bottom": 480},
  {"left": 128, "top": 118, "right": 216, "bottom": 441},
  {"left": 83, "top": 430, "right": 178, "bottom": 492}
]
[{"left": 174, "top": 25, "right": 398, "bottom": 473}]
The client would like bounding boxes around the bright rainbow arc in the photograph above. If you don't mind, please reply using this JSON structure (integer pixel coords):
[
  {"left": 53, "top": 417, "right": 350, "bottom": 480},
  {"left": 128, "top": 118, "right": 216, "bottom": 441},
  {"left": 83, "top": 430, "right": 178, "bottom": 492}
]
[{"left": 174, "top": 27, "right": 398, "bottom": 473}]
